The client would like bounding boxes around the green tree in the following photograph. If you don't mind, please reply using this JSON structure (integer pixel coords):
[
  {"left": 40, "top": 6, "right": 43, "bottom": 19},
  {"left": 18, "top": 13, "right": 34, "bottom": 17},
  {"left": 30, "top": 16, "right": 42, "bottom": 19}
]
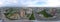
[
  {"left": 37, "top": 9, "right": 53, "bottom": 18},
  {"left": 29, "top": 11, "right": 35, "bottom": 20}
]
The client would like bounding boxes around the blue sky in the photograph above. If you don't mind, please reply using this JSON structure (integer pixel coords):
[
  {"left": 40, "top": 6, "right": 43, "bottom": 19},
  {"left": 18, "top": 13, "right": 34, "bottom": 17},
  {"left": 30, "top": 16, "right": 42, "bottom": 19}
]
[{"left": 0, "top": 0, "right": 60, "bottom": 7}]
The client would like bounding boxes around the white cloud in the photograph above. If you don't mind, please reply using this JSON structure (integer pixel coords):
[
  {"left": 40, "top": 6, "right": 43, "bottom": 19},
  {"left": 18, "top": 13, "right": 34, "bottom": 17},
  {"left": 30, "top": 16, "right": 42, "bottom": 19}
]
[
  {"left": 45, "top": 0, "right": 60, "bottom": 7},
  {"left": 0, "top": 1, "right": 4, "bottom": 7},
  {"left": 0, "top": 2, "right": 3, "bottom": 5},
  {"left": 20, "top": 0, "right": 36, "bottom": 6},
  {"left": 39, "top": 0, "right": 60, "bottom": 7},
  {"left": 20, "top": 0, "right": 60, "bottom": 7},
  {"left": 0, "top": 0, "right": 60, "bottom": 7},
  {"left": 20, "top": 0, "right": 47, "bottom": 7},
  {"left": 7, "top": 0, "right": 18, "bottom": 3}
]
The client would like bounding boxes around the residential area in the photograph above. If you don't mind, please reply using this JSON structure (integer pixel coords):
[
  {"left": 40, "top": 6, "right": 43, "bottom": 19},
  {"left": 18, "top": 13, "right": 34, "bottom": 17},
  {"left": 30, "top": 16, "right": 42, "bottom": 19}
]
[{"left": 0, "top": 7, "right": 60, "bottom": 22}]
